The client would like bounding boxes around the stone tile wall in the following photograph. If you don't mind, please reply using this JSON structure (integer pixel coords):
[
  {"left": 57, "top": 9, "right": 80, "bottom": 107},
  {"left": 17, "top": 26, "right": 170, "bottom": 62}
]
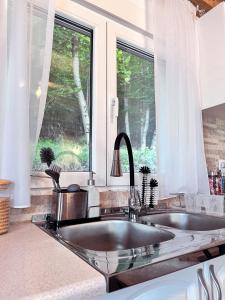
[
  {"left": 9, "top": 190, "right": 177, "bottom": 223},
  {"left": 9, "top": 190, "right": 129, "bottom": 223},
  {"left": 203, "top": 114, "right": 225, "bottom": 172}
]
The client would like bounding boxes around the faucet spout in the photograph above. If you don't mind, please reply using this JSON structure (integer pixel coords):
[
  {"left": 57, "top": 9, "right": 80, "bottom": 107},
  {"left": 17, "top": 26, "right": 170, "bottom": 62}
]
[
  {"left": 111, "top": 132, "right": 141, "bottom": 221},
  {"left": 110, "top": 132, "right": 135, "bottom": 186}
]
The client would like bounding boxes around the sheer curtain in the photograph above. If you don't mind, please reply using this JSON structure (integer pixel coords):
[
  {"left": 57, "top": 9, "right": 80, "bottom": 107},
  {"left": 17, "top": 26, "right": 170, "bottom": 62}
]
[
  {"left": 152, "top": 0, "right": 209, "bottom": 196},
  {"left": 0, "top": 0, "right": 7, "bottom": 147},
  {"left": 0, "top": 0, "right": 55, "bottom": 207}
]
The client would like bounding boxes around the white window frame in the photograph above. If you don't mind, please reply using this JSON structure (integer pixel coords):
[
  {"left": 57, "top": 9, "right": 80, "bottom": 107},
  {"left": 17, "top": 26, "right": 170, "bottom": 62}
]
[
  {"left": 106, "top": 21, "right": 155, "bottom": 187},
  {"left": 31, "top": 0, "right": 107, "bottom": 189},
  {"left": 31, "top": 1, "right": 156, "bottom": 190}
]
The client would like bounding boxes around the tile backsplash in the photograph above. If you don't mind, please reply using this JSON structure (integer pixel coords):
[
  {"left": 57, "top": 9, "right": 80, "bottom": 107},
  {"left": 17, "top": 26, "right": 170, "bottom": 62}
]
[
  {"left": 10, "top": 195, "right": 52, "bottom": 223},
  {"left": 10, "top": 190, "right": 130, "bottom": 223},
  {"left": 203, "top": 108, "right": 225, "bottom": 172},
  {"left": 9, "top": 190, "right": 177, "bottom": 223}
]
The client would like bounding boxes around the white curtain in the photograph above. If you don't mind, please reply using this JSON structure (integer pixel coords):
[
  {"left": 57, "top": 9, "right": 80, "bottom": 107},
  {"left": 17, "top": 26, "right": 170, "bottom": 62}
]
[
  {"left": 152, "top": 0, "right": 209, "bottom": 196},
  {"left": 0, "top": 0, "right": 55, "bottom": 207},
  {"left": 0, "top": 1, "right": 7, "bottom": 143}
]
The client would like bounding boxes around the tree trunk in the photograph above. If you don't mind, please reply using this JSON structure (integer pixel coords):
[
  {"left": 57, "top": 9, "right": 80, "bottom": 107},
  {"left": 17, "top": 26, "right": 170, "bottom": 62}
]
[
  {"left": 124, "top": 97, "right": 130, "bottom": 138},
  {"left": 72, "top": 34, "right": 90, "bottom": 144},
  {"left": 141, "top": 108, "right": 149, "bottom": 149}
]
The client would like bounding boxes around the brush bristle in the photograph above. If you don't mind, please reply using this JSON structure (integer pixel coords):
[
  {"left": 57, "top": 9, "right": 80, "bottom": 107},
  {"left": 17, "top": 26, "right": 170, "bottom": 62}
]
[
  {"left": 150, "top": 178, "right": 158, "bottom": 188},
  {"left": 40, "top": 147, "right": 55, "bottom": 167},
  {"left": 139, "top": 166, "right": 151, "bottom": 174}
]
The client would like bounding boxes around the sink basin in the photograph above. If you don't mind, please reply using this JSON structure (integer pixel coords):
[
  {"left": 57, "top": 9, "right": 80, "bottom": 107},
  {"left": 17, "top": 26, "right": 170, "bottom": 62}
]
[
  {"left": 140, "top": 212, "right": 225, "bottom": 231},
  {"left": 58, "top": 220, "right": 175, "bottom": 251}
]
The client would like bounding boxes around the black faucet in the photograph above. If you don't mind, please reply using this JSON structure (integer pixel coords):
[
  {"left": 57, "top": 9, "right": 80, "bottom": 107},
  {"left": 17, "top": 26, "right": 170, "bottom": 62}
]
[{"left": 111, "top": 132, "right": 141, "bottom": 221}]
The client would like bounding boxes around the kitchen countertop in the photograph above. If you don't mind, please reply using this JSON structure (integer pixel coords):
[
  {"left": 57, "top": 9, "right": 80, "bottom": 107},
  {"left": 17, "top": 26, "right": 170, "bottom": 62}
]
[{"left": 0, "top": 223, "right": 106, "bottom": 300}]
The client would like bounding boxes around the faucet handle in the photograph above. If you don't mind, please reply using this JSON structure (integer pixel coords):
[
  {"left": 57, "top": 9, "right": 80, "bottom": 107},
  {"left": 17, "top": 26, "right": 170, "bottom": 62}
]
[
  {"left": 111, "top": 97, "right": 119, "bottom": 121},
  {"left": 128, "top": 186, "right": 141, "bottom": 221}
]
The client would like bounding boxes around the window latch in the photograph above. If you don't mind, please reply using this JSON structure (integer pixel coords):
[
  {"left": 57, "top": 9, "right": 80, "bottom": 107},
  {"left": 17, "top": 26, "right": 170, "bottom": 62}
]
[{"left": 111, "top": 97, "right": 119, "bottom": 121}]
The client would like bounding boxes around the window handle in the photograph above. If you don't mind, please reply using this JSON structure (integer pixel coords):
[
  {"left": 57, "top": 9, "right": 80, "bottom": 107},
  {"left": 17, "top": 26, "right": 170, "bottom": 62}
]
[
  {"left": 209, "top": 264, "right": 222, "bottom": 300},
  {"left": 197, "top": 268, "right": 210, "bottom": 300},
  {"left": 111, "top": 97, "right": 119, "bottom": 121}
]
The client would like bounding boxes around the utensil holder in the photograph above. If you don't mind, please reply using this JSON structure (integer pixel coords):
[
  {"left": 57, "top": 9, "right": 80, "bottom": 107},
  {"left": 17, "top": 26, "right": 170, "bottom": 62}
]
[{"left": 52, "top": 188, "right": 88, "bottom": 223}]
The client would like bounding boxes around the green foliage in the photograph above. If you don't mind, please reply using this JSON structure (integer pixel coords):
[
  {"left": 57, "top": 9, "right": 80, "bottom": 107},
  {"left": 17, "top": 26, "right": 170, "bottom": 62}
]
[
  {"left": 120, "top": 144, "right": 157, "bottom": 173},
  {"left": 36, "top": 23, "right": 157, "bottom": 173},
  {"left": 38, "top": 24, "right": 91, "bottom": 172},
  {"left": 33, "top": 138, "right": 157, "bottom": 173},
  {"left": 46, "top": 24, "right": 91, "bottom": 111},
  {"left": 117, "top": 48, "right": 156, "bottom": 148},
  {"left": 117, "top": 49, "right": 132, "bottom": 85},
  {"left": 33, "top": 138, "right": 89, "bottom": 171},
  {"left": 117, "top": 48, "right": 154, "bottom": 102}
]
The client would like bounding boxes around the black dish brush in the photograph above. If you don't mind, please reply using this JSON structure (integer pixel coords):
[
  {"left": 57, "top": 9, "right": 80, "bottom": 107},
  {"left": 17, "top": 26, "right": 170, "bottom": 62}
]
[
  {"left": 139, "top": 166, "right": 151, "bottom": 206},
  {"left": 149, "top": 178, "right": 158, "bottom": 208},
  {"left": 40, "top": 147, "right": 55, "bottom": 167},
  {"left": 45, "top": 169, "right": 60, "bottom": 190}
]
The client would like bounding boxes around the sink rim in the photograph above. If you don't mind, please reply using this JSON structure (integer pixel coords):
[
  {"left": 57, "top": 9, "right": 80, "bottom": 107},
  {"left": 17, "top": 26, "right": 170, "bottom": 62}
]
[
  {"left": 140, "top": 211, "right": 225, "bottom": 232},
  {"left": 58, "top": 219, "right": 175, "bottom": 253}
]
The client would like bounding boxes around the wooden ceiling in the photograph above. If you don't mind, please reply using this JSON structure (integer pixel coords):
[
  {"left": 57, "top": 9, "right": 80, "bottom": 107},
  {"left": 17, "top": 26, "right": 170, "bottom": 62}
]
[{"left": 190, "top": 0, "right": 223, "bottom": 14}]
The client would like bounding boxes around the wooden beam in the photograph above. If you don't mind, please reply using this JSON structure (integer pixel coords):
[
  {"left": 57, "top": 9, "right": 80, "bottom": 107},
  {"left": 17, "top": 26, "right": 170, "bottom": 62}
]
[
  {"left": 203, "top": 0, "right": 222, "bottom": 7},
  {"left": 190, "top": 0, "right": 222, "bottom": 11}
]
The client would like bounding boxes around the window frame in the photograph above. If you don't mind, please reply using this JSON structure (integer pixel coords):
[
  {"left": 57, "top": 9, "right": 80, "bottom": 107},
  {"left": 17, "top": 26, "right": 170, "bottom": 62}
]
[
  {"left": 106, "top": 21, "right": 155, "bottom": 187},
  {"left": 47, "top": 14, "right": 94, "bottom": 174},
  {"left": 31, "top": 0, "right": 107, "bottom": 189},
  {"left": 31, "top": 1, "right": 156, "bottom": 190}
]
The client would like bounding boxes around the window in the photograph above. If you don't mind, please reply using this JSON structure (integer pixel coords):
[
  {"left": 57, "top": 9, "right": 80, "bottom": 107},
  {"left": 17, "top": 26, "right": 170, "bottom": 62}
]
[
  {"left": 117, "top": 42, "right": 156, "bottom": 173},
  {"left": 33, "top": 16, "right": 93, "bottom": 172},
  {"left": 31, "top": 1, "right": 155, "bottom": 188},
  {"left": 107, "top": 22, "right": 155, "bottom": 186}
]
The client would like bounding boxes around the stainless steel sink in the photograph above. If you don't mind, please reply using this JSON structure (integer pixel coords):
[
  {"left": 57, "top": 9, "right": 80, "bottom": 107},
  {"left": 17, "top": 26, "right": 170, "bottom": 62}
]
[
  {"left": 140, "top": 212, "right": 225, "bottom": 231},
  {"left": 58, "top": 220, "right": 175, "bottom": 251}
]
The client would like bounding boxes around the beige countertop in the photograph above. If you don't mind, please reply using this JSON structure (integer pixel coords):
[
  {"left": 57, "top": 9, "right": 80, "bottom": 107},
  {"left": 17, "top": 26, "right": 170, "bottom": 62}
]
[{"left": 0, "top": 223, "right": 106, "bottom": 300}]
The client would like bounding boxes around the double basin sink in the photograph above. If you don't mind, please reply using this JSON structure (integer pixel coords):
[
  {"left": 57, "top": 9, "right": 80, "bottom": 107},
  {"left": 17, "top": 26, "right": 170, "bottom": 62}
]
[{"left": 58, "top": 212, "right": 225, "bottom": 252}]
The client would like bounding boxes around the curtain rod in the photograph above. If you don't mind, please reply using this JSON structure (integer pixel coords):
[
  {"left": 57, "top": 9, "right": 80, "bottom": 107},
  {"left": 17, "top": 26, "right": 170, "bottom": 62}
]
[{"left": 72, "top": 0, "right": 153, "bottom": 39}]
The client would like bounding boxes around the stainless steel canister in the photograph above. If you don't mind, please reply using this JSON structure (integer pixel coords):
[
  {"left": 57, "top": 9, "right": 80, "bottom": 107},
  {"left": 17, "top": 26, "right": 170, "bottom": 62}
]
[{"left": 52, "top": 189, "right": 88, "bottom": 222}]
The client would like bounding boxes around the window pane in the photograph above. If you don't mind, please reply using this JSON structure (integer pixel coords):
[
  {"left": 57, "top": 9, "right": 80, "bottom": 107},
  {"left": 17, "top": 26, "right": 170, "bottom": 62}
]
[
  {"left": 117, "top": 43, "right": 156, "bottom": 173},
  {"left": 33, "top": 20, "right": 92, "bottom": 171}
]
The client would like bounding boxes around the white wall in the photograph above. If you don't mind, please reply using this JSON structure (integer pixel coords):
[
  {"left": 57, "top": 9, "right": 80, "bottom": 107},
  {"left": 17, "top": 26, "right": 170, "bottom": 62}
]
[
  {"left": 198, "top": 2, "right": 225, "bottom": 109},
  {"left": 80, "top": 0, "right": 153, "bottom": 32}
]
